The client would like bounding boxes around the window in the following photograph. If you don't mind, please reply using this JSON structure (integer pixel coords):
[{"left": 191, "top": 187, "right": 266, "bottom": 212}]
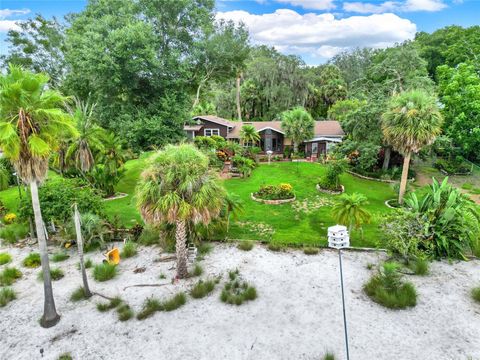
[
  {"left": 204, "top": 128, "right": 220, "bottom": 137},
  {"left": 311, "top": 142, "right": 318, "bottom": 154}
]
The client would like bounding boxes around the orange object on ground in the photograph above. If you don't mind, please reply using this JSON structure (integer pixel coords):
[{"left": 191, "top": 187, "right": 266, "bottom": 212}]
[{"left": 105, "top": 248, "right": 120, "bottom": 265}]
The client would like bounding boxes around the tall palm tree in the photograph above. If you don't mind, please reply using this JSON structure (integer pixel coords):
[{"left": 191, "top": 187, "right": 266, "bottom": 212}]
[
  {"left": 96, "top": 133, "right": 126, "bottom": 176},
  {"left": 136, "top": 144, "right": 226, "bottom": 278},
  {"left": 0, "top": 64, "right": 76, "bottom": 327},
  {"left": 331, "top": 193, "right": 371, "bottom": 235},
  {"left": 66, "top": 97, "right": 105, "bottom": 173},
  {"left": 281, "top": 107, "right": 314, "bottom": 153},
  {"left": 382, "top": 90, "right": 443, "bottom": 204},
  {"left": 240, "top": 124, "right": 260, "bottom": 147}
]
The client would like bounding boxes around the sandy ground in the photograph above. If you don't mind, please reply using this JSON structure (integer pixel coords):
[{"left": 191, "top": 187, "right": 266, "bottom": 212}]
[{"left": 1, "top": 243, "right": 479, "bottom": 360}]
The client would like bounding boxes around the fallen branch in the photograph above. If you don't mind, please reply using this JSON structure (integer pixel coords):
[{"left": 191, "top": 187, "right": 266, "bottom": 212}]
[
  {"left": 92, "top": 292, "right": 117, "bottom": 301},
  {"left": 155, "top": 255, "right": 176, "bottom": 262},
  {"left": 123, "top": 283, "right": 170, "bottom": 291}
]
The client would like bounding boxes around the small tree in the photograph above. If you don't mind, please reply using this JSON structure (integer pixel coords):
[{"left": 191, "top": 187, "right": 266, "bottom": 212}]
[
  {"left": 382, "top": 90, "right": 443, "bottom": 204},
  {"left": 136, "top": 144, "right": 226, "bottom": 278},
  {"left": 331, "top": 193, "right": 371, "bottom": 236},
  {"left": 240, "top": 124, "right": 260, "bottom": 146},
  {"left": 281, "top": 107, "right": 314, "bottom": 153}
]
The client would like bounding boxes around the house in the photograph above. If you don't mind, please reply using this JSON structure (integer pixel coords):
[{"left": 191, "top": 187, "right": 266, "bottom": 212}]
[{"left": 184, "top": 115, "right": 345, "bottom": 157}]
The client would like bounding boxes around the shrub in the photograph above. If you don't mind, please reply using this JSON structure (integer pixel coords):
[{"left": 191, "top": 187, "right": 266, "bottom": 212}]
[
  {"left": 51, "top": 252, "right": 70, "bottom": 262},
  {"left": 121, "top": 241, "right": 138, "bottom": 258},
  {"left": 0, "top": 223, "right": 29, "bottom": 244},
  {"left": 162, "top": 292, "right": 187, "bottom": 311},
  {"left": 254, "top": 183, "right": 294, "bottom": 200},
  {"left": 97, "top": 297, "right": 122, "bottom": 312},
  {"left": 0, "top": 287, "right": 16, "bottom": 307},
  {"left": 70, "top": 286, "right": 90, "bottom": 302},
  {"left": 364, "top": 262, "right": 417, "bottom": 309},
  {"left": 117, "top": 303, "right": 134, "bottom": 321},
  {"left": 238, "top": 241, "right": 254, "bottom": 251},
  {"left": 3, "top": 213, "right": 17, "bottom": 224},
  {"left": 0, "top": 267, "right": 22, "bottom": 286},
  {"left": 318, "top": 160, "right": 347, "bottom": 191},
  {"left": 137, "top": 293, "right": 187, "bottom": 320},
  {"left": 303, "top": 247, "right": 319, "bottom": 255},
  {"left": 472, "top": 287, "right": 480, "bottom": 304},
  {"left": 190, "top": 264, "right": 203, "bottom": 277},
  {"left": 190, "top": 279, "right": 216, "bottom": 299},
  {"left": 138, "top": 225, "right": 160, "bottom": 246},
  {"left": 197, "top": 242, "right": 213, "bottom": 256},
  {"left": 221, "top": 270, "right": 257, "bottom": 305},
  {"left": 434, "top": 157, "right": 470, "bottom": 175},
  {"left": 409, "top": 258, "right": 429, "bottom": 276},
  {"left": 0, "top": 252, "right": 12, "bottom": 265},
  {"left": 93, "top": 263, "right": 117, "bottom": 282},
  {"left": 23, "top": 252, "right": 41, "bottom": 268},
  {"left": 18, "top": 177, "right": 104, "bottom": 223},
  {"left": 38, "top": 268, "right": 64, "bottom": 281},
  {"left": 63, "top": 212, "right": 108, "bottom": 250}
]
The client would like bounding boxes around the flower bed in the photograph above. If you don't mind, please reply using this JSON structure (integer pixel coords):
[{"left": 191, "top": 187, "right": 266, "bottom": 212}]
[
  {"left": 251, "top": 183, "right": 295, "bottom": 204},
  {"left": 316, "top": 184, "right": 344, "bottom": 195}
]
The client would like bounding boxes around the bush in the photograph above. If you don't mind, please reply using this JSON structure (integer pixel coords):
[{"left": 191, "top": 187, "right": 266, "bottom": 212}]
[
  {"left": 0, "top": 267, "right": 22, "bottom": 286},
  {"left": 190, "top": 279, "right": 217, "bottom": 299},
  {"left": 51, "top": 252, "right": 70, "bottom": 262},
  {"left": 93, "top": 263, "right": 117, "bottom": 282},
  {"left": 0, "top": 252, "right": 12, "bottom": 265},
  {"left": 472, "top": 287, "right": 480, "bottom": 304},
  {"left": 254, "top": 183, "right": 294, "bottom": 200},
  {"left": 0, "top": 287, "right": 16, "bottom": 307},
  {"left": 117, "top": 303, "right": 134, "bottom": 321},
  {"left": 409, "top": 258, "right": 429, "bottom": 276},
  {"left": 23, "top": 252, "right": 41, "bottom": 268},
  {"left": 303, "top": 247, "right": 319, "bottom": 255},
  {"left": 38, "top": 268, "right": 64, "bottom": 281},
  {"left": 138, "top": 225, "right": 160, "bottom": 246},
  {"left": 238, "top": 241, "right": 254, "bottom": 251},
  {"left": 18, "top": 177, "right": 104, "bottom": 223},
  {"left": 221, "top": 270, "right": 257, "bottom": 305},
  {"left": 3, "top": 213, "right": 16, "bottom": 224},
  {"left": 121, "top": 241, "right": 138, "bottom": 258},
  {"left": 318, "top": 160, "right": 347, "bottom": 191},
  {"left": 363, "top": 262, "right": 417, "bottom": 309},
  {"left": 434, "top": 157, "right": 471, "bottom": 175},
  {"left": 0, "top": 223, "right": 29, "bottom": 244},
  {"left": 137, "top": 293, "right": 187, "bottom": 320}
]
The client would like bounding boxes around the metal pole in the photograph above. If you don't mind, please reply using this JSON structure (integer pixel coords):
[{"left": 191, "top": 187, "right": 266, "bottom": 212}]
[{"left": 339, "top": 249, "right": 350, "bottom": 360}]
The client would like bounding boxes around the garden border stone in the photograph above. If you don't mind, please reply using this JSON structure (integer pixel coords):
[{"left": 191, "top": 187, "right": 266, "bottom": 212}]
[
  {"left": 250, "top": 193, "right": 296, "bottom": 205},
  {"left": 346, "top": 170, "right": 415, "bottom": 183},
  {"left": 316, "top": 184, "right": 345, "bottom": 195}
]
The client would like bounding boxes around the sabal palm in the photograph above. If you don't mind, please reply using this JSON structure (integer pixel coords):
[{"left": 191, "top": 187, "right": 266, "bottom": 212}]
[
  {"left": 223, "top": 193, "right": 244, "bottom": 232},
  {"left": 281, "top": 107, "right": 314, "bottom": 153},
  {"left": 382, "top": 90, "right": 443, "bottom": 203},
  {"left": 96, "top": 133, "right": 126, "bottom": 176},
  {"left": 331, "top": 193, "right": 371, "bottom": 235},
  {"left": 0, "top": 64, "right": 76, "bottom": 327},
  {"left": 136, "top": 144, "right": 225, "bottom": 278},
  {"left": 66, "top": 98, "right": 105, "bottom": 173},
  {"left": 240, "top": 124, "right": 260, "bottom": 146}
]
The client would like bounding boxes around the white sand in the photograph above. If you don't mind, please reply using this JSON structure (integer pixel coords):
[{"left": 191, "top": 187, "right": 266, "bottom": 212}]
[{"left": 1, "top": 243, "right": 479, "bottom": 360}]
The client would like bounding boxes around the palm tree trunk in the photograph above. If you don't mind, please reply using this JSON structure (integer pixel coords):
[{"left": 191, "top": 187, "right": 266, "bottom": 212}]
[
  {"left": 398, "top": 151, "right": 411, "bottom": 204},
  {"left": 30, "top": 180, "right": 60, "bottom": 328},
  {"left": 382, "top": 146, "right": 391, "bottom": 171},
  {"left": 175, "top": 219, "right": 188, "bottom": 279},
  {"left": 236, "top": 73, "right": 242, "bottom": 121},
  {"left": 193, "top": 81, "right": 203, "bottom": 109},
  {"left": 293, "top": 141, "right": 298, "bottom": 154},
  {"left": 74, "top": 204, "right": 92, "bottom": 298}
]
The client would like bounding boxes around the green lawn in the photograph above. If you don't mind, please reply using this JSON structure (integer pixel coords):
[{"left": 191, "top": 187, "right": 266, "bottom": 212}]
[{"left": 223, "top": 161, "right": 397, "bottom": 248}]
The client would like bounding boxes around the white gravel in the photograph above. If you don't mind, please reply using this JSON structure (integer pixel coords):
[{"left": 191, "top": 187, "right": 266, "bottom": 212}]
[{"left": 0, "top": 243, "right": 479, "bottom": 360}]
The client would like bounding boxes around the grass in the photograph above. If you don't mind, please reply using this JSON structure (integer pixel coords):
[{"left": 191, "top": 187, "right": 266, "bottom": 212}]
[
  {"left": 408, "top": 258, "right": 429, "bottom": 276},
  {"left": 0, "top": 267, "right": 22, "bottom": 286},
  {"left": 323, "top": 353, "right": 335, "bottom": 360},
  {"left": 237, "top": 241, "right": 254, "bottom": 251},
  {"left": 77, "top": 258, "right": 93, "bottom": 270},
  {"left": 159, "top": 273, "right": 166, "bottom": 279},
  {"left": 70, "top": 286, "right": 90, "bottom": 302},
  {"left": 221, "top": 270, "right": 257, "bottom": 306},
  {"left": 121, "top": 240, "right": 138, "bottom": 258},
  {"left": 22, "top": 252, "right": 41, "bottom": 268},
  {"left": 366, "top": 263, "right": 375, "bottom": 270},
  {"left": 38, "top": 267, "right": 64, "bottom": 281},
  {"left": 472, "top": 287, "right": 480, "bottom": 304},
  {"left": 0, "top": 252, "right": 12, "bottom": 265},
  {"left": 267, "top": 243, "right": 283, "bottom": 252},
  {"left": 137, "top": 293, "right": 187, "bottom": 320},
  {"left": 303, "top": 247, "right": 319, "bottom": 255},
  {"left": 0, "top": 222, "right": 29, "bottom": 244},
  {"left": 51, "top": 251, "right": 70, "bottom": 262},
  {"left": 117, "top": 303, "right": 134, "bottom": 321},
  {"left": 93, "top": 263, "right": 117, "bottom": 282},
  {"left": 223, "top": 162, "right": 397, "bottom": 248},
  {"left": 190, "top": 279, "right": 217, "bottom": 299},
  {"left": 189, "top": 263, "right": 203, "bottom": 277},
  {"left": 57, "top": 353, "right": 72, "bottom": 360},
  {"left": 96, "top": 297, "right": 123, "bottom": 312},
  {"left": 364, "top": 263, "right": 417, "bottom": 309},
  {"left": 0, "top": 287, "right": 16, "bottom": 307}
]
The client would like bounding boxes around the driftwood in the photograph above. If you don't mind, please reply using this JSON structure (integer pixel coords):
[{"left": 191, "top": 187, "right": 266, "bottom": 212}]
[
  {"left": 123, "top": 283, "right": 170, "bottom": 291},
  {"left": 92, "top": 292, "right": 118, "bottom": 301},
  {"left": 155, "top": 254, "right": 176, "bottom": 262}
]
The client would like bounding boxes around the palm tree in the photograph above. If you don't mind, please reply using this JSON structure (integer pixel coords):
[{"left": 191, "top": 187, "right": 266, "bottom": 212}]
[
  {"left": 136, "top": 144, "right": 226, "bottom": 278},
  {"left": 382, "top": 90, "right": 443, "bottom": 204},
  {"left": 96, "top": 133, "right": 126, "bottom": 176},
  {"left": 223, "top": 193, "right": 244, "bottom": 232},
  {"left": 240, "top": 124, "right": 260, "bottom": 147},
  {"left": 66, "top": 97, "right": 105, "bottom": 173},
  {"left": 0, "top": 64, "right": 76, "bottom": 327},
  {"left": 331, "top": 193, "right": 371, "bottom": 236},
  {"left": 281, "top": 107, "right": 314, "bottom": 153}
]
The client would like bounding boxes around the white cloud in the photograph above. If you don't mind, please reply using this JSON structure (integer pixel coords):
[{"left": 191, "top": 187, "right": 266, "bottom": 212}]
[
  {"left": 0, "top": 20, "right": 21, "bottom": 32},
  {"left": 275, "top": 0, "right": 336, "bottom": 10},
  {"left": 216, "top": 9, "right": 416, "bottom": 61},
  {"left": 0, "top": 8, "right": 30, "bottom": 19},
  {"left": 343, "top": 0, "right": 447, "bottom": 13},
  {"left": 0, "top": 8, "right": 30, "bottom": 33}
]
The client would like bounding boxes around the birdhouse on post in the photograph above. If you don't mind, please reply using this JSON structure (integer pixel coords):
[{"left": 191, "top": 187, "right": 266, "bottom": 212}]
[{"left": 328, "top": 225, "right": 349, "bottom": 249}]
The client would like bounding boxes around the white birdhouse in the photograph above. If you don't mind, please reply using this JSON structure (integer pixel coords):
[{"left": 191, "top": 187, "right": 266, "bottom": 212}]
[{"left": 328, "top": 225, "right": 350, "bottom": 249}]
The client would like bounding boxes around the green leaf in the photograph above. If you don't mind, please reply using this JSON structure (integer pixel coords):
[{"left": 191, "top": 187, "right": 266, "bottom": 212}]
[{"left": 28, "top": 135, "right": 50, "bottom": 157}]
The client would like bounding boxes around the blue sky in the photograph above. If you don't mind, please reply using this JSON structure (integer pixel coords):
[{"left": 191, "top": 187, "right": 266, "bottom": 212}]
[{"left": 1, "top": 0, "right": 479, "bottom": 64}]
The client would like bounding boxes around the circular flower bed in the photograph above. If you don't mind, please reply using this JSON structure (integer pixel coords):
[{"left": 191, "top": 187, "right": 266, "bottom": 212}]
[
  {"left": 251, "top": 183, "right": 296, "bottom": 204},
  {"left": 385, "top": 199, "right": 401, "bottom": 208},
  {"left": 316, "top": 184, "right": 344, "bottom": 195}
]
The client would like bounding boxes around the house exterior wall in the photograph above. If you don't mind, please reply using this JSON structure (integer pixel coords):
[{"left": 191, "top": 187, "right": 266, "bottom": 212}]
[{"left": 193, "top": 119, "right": 229, "bottom": 138}]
